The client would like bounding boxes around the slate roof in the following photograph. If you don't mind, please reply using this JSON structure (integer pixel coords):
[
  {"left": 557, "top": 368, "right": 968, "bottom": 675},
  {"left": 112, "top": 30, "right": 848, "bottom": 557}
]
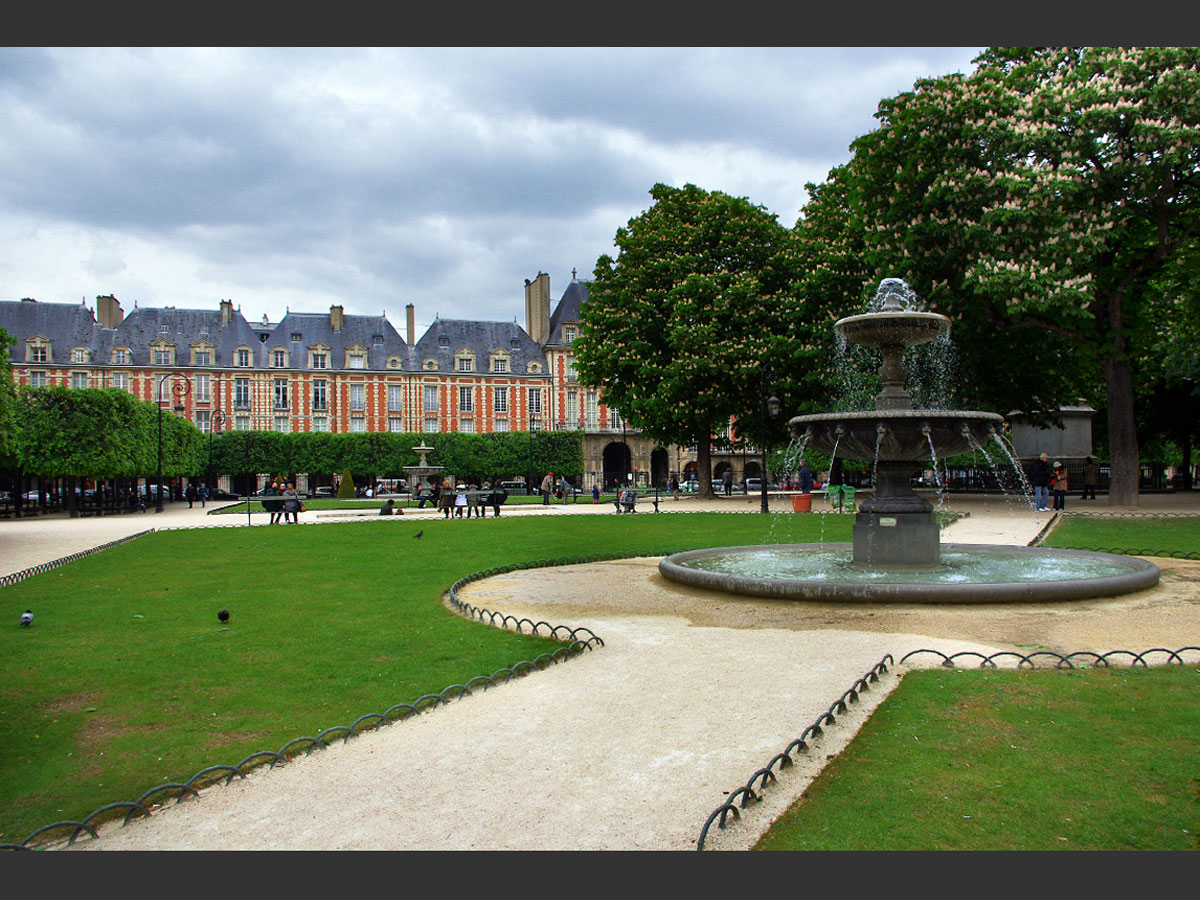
[
  {"left": 0, "top": 300, "right": 99, "bottom": 360},
  {"left": 108, "top": 306, "right": 260, "bottom": 367},
  {"left": 270, "top": 311, "right": 413, "bottom": 371},
  {"left": 414, "top": 318, "right": 546, "bottom": 376},
  {"left": 546, "top": 278, "right": 590, "bottom": 345}
]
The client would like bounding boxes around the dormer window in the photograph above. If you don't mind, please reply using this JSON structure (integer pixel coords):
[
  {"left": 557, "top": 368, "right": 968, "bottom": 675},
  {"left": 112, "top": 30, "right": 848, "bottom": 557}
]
[
  {"left": 457, "top": 357, "right": 474, "bottom": 373},
  {"left": 291, "top": 332, "right": 302, "bottom": 342},
  {"left": 438, "top": 336, "right": 450, "bottom": 347},
  {"left": 113, "top": 347, "right": 128, "bottom": 365},
  {"left": 372, "top": 334, "right": 383, "bottom": 346},
  {"left": 71, "top": 347, "right": 88, "bottom": 364},
  {"left": 272, "top": 349, "right": 287, "bottom": 367},
  {"left": 26, "top": 338, "right": 51, "bottom": 364},
  {"left": 349, "top": 353, "right": 365, "bottom": 369},
  {"left": 564, "top": 324, "right": 576, "bottom": 343},
  {"left": 160, "top": 324, "right": 169, "bottom": 334},
  {"left": 312, "top": 352, "right": 327, "bottom": 369},
  {"left": 236, "top": 347, "right": 251, "bottom": 367}
]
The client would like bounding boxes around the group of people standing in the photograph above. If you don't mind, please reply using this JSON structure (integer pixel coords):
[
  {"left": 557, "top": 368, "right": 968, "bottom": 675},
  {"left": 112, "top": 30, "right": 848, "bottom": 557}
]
[
  {"left": 262, "top": 481, "right": 302, "bottom": 524},
  {"left": 1030, "top": 454, "right": 1099, "bottom": 511},
  {"left": 184, "top": 483, "right": 211, "bottom": 508}
]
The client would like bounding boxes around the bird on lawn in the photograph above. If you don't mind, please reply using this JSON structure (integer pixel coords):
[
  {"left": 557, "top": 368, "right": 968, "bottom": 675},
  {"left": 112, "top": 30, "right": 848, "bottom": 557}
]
[
  {"left": 217, "top": 609, "right": 230, "bottom": 624},
  {"left": 413, "top": 530, "right": 423, "bottom": 539},
  {"left": 20, "top": 610, "right": 33, "bottom": 627}
]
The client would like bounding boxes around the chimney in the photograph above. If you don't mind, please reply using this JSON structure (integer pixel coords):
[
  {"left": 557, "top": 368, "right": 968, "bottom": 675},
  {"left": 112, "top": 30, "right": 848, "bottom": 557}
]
[
  {"left": 406, "top": 303, "right": 415, "bottom": 346},
  {"left": 330, "top": 304, "right": 344, "bottom": 332},
  {"left": 524, "top": 272, "right": 551, "bottom": 344},
  {"left": 96, "top": 294, "right": 124, "bottom": 328},
  {"left": 219, "top": 298, "right": 234, "bottom": 325}
]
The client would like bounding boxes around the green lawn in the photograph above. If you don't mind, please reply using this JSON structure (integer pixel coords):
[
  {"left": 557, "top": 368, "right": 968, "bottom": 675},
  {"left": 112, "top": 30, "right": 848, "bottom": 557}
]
[
  {"left": 1044, "top": 515, "right": 1200, "bottom": 557},
  {"left": 0, "top": 511, "right": 845, "bottom": 845},
  {"left": 754, "top": 666, "right": 1200, "bottom": 850},
  {"left": 754, "top": 514, "right": 1200, "bottom": 851}
]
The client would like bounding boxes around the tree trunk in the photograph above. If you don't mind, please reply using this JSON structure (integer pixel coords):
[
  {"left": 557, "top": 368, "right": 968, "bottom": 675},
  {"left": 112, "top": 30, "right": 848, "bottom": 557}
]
[
  {"left": 1103, "top": 354, "right": 1140, "bottom": 507},
  {"left": 696, "top": 414, "right": 716, "bottom": 499}
]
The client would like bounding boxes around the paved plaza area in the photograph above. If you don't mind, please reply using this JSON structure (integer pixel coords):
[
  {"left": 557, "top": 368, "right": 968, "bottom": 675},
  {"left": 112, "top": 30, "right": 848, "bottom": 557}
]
[{"left": 3, "top": 491, "right": 1198, "bottom": 850}]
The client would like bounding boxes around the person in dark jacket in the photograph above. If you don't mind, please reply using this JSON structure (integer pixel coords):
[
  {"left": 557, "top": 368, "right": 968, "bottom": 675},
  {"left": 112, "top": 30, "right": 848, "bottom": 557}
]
[
  {"left": 1082, "top": 456, "right": 1098, "bottom": 500},
  {"left": 1029, "top": 453, "right": 1051, "bottom": 511},
  {"left": 797, "top": 460, "right": 814, "bottom": 494},
  {"left": 486, "top": 483, "right": 507, "bottom": 517}
]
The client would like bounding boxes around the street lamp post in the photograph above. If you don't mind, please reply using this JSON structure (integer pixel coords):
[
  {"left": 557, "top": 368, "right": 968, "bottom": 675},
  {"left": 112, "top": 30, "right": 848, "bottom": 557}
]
[
  {"left": 207, "top": 407, "right": 226, "bottom": 497},
  {"left": 156, "top": 371, "right": 191, "bottom": 513},
  {"left": 760, "top": 370, "right": 780, "bottom": 515}
]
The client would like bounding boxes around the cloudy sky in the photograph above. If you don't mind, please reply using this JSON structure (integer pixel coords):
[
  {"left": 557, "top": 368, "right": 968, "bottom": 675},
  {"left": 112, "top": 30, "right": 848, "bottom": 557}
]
[{"left": 0, "top": 47, "right": 983, "bottom": 333}]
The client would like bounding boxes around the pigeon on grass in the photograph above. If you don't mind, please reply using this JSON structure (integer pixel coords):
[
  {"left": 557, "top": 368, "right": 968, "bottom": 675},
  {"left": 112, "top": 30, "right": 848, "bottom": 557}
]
[
  {"left": 20, "top": 610, "right": 33, "bottom": 627},
  {"left": 217, "top": 609, "right": 230, "bottom": 624}
]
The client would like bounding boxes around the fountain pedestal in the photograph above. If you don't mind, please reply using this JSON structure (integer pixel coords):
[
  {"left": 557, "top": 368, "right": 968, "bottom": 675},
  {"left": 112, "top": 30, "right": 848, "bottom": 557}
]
[{"left": 854, "top": 459, "right": 938, "bottom": 567}]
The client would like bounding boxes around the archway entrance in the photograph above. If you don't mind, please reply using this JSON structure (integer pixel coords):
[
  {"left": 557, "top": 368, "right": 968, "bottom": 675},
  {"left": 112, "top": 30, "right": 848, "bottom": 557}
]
[
  {"left": 602, "top": 442, "right": 632, "bottom": 490},
  {"left": 650, "top": 448, "right": 669, "bottom": 488}
]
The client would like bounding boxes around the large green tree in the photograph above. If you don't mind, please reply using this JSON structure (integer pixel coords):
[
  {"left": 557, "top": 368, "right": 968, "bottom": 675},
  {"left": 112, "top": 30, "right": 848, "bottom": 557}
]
[
  {"left": 803, "top": 46, "right": 1200, "bottom": 505},
  {"left": 574, "top": 183, "right": 805, "bottom": 498},
  {"left": 0, "top": 328, "right": 17, "bottom": 470}
]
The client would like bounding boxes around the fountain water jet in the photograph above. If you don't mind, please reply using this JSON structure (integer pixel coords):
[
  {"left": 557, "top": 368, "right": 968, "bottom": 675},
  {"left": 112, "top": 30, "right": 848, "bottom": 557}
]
[{"left": 658, "top": 279, "right": 1159, "bottom": 603}]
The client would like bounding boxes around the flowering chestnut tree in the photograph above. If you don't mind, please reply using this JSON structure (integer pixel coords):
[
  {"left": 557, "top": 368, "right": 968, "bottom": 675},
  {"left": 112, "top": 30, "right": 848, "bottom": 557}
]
[
  {"left": 807, "top": 46, "right": 1200, "bottom": 506},
  {"left": 574, "top": 183, "right": 805, "bottom": 498}
]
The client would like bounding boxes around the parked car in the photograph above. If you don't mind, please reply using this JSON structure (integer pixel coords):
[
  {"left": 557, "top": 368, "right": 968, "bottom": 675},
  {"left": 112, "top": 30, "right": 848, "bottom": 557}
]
[
  {"left": 744, "top": 478, "right": 780, "bottom": 493},
  {"left": 208, "top": 488, "right": 240, "bottom": 501},
  {"left": 500, "top": 481, "right": 529, "bottom": 495},
  {"left": 314, "top": 485, "right": 337, "bottom": 497}
]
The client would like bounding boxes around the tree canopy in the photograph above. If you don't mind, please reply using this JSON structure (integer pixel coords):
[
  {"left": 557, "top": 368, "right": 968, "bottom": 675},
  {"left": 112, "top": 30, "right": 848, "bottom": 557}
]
[
  {"left": 796, "top": 46, "right": 1200, "bottom": 505},
  {"left": 574, "top": 183, "right": 805, "bottom": 497}
]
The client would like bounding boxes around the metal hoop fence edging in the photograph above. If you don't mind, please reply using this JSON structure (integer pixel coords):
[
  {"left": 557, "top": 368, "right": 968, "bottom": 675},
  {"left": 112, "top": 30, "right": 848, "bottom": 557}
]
[
  {"left": 2, "top": 554, "right": 624, "bottom": 850},
  {"left": 900, "top": 646, "right": 1200, "bottom": 669},
  {"left": 0, "top": 529, "right": 156, "bottom": 589},
  {"left": 695, "top": 655, "right": 894, "bottom": 852}
]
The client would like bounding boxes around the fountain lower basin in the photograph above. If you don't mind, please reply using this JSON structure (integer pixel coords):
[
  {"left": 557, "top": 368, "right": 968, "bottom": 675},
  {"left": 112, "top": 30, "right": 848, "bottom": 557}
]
[{"left": 658, "top": 543, "right": 1160, "bottom": 604}]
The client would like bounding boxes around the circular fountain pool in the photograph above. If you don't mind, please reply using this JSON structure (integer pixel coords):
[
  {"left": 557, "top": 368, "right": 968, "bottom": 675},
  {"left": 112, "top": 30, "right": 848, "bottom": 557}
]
[{"left": 658, "top": 543, "right": 1160, "bottom": 604}]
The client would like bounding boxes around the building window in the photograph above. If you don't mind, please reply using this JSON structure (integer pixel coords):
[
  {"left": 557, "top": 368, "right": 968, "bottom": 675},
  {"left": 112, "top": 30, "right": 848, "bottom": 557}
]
[
  {"left": 311, "top": 352, "right": 327, "bottom": 369},
  {"left": 111, "top": 372, "right": 129, "bottom": 392},
  {"left": 586, "top": 390, "right": 598, "bottom": 430},
  {"left": 237, "top": 348, "right": 251, "bottom": 367},
  {"left": 160, "top": 324, "right": 169, "bottom": 334},
  {"left": 349, "top": 353, "right": 365, "bottom": 369},
  {"left": 564, "top": 325, "right": 576, "bottom": 344},
  {"left": 350, "top": 416, "right": 365, "bottom": 433},
  {"left": 387, "top": 384, "right": 403, "bottom": 411},
  {"left": 274, "top": 416, "right": 289, "bottom": 433},
  {"left": 459, "top": 418, "right": 475, "bottom": 433},
  {"left": 457, "top": 356, "right": 474, "bottom": 373},
  {"left": 313, "top": 379, "right": 327, "bottom": 411},
  {"left": 193, "top": 350, "right": 212, "bottom": 366},
  {"left": 196, "top": 410, "right": 211, "bottom": 433},
  {"left": 312, "top": 416, "right": 328, "bottom": 432},
  {"left": 565, "top": 360, "right": 577, "bottom": 383},
  {"left": 610, "top": 408, "right": 622, "bottom": 430},
  {"left": 350, "top": 384, "right": 365, "bottom": 412},
  {"left": 234, "top": 377, "right": 251, "bottom": 409},
  {"left": 493, "top": 387, "right": 508, "bottom": 414},
  {"left": 72, "top": 348, "right": 87, "bottom": 364},
  {"left": 234, "top": 414, "right": 250, "bottom": 431},
  {"left": 492, "top": 357, "right": 508, "bottom": 373},
  {"left": 274, "top": 378, "right": 289, "bottom": 409},
  {"left": 291, "top": 333, "right": 302, "bottom": 343},
  {"left": 195, "top": 374, "right": 211, "bottom": 402},
  {"left": 154, "top": 349, "right": 172, "bottom": 366},
  {"left": 372, "top": 334, "right": 383, "bottom": 347},
  {"left": 494, "top": 418, "right": 509, "bottom": 432},
  {"left": 29, "top": 345, "right": 48, "bottom": 363},
  {"left": 528, "top": 388, "right": 542, "bottom": 415},
  {"left": 567, "top": 390, "right": 578, "bottom": 424},
  {"left": 113, "top": 348, "right": 127, "bottom": 365},
  {"left": 71, "top": 372, "right": 88, "bottom": 389},
  {"left": 423, "top": 417, "right": 439, "bottom": 432},
  {"left": 388, "top": 417, "right": 403, "bottom": 433},
  {"left": 424, "top": 385, "right": 438, "bottom": 413},
  {"left": 458, "top": 386, "right": 473, "bottom": 413},
  {"left": 529, "top": 418, "right": 541, "bottom": 432},
  {"left": 273, "top": 349, "right": 286, "bottom": 368},
  {"left": 29, "top": 370, "right": 47, "bottom": 387}
]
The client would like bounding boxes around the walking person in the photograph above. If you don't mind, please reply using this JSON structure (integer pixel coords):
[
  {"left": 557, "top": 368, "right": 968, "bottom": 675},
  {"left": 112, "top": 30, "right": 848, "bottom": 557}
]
[
  {"left": 1082, "top": 456, "right": 1098, "bottom": 501},
  {"left": 185, "top": 483, "right": 197, "bottom": 509},
  {"left": 1030, "top": 453, "right": 1051, "bottom": 511},
  {"left": 592, "top": 484, "right": 600, "bottom": 504},
  {"left": 670, "top": 476, "right": 680, "bottom": 501},
  {"left": 1051, "top": 461, "right": 1068, "bottom": 511},
  {"left": 198, "top": 483, "right": 209, "bottom": 508},
  {"left": 797, "top": 459, "right": 814, "bottom": 494},
  {"left": 722, "top": 469, "right": 733, "bottom": 496}
]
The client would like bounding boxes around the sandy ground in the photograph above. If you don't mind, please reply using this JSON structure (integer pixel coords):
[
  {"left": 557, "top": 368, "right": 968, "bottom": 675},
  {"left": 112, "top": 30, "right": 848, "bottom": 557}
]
[{"left": 3, "top": 492, "right": 1198, "bottom": 851}]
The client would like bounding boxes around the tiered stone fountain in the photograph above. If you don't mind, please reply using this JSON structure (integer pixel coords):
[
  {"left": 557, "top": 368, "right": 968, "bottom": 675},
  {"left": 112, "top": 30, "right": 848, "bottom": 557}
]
[
  {"left": 658, "top": 279, "right": 1159, "bottom": 603},
  {"left": 403, "top": 444, "right": 444, "bottom": 497}
]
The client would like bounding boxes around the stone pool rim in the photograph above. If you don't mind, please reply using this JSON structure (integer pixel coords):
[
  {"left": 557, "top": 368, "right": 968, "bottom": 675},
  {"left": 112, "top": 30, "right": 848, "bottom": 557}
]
[{"left": 657, "top": 543, "right": 1161, "bottom": 604}]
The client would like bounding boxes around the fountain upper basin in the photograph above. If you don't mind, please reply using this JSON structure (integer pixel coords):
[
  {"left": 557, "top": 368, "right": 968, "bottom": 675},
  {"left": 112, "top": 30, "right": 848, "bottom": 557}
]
[
  {"left": 789, "top": 409, "right": 1006, "bottom": 462},
  {"left": 835, "top": 310, "right": 949, "bottom": 349}
]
